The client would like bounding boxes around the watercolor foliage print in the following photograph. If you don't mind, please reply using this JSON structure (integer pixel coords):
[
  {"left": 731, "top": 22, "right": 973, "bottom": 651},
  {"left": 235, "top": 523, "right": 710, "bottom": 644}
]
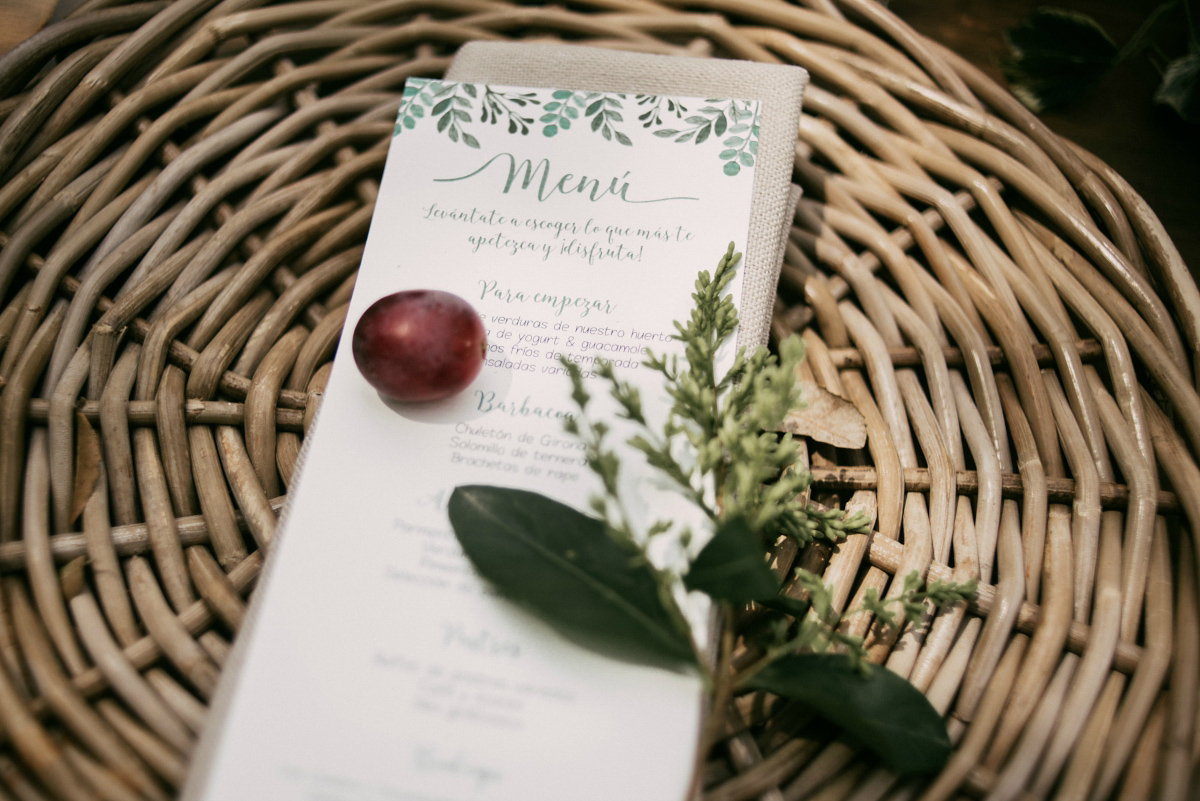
[{"left": 395, "top": 79, "right": 761, "bottom": 176}]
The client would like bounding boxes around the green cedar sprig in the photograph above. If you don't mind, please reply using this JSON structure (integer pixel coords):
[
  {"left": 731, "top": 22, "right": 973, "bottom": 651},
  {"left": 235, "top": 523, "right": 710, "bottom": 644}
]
[
  {"left": 449, "top": 242, "right": 978, "bottom": 777},
  {"left": 747, "top": 568, "right": 978, "bottom": 677},
  {"left": 561, "top": 242, "right": 869, "bottom": 554},
  {"left": 558, "top": 241, "right": 976, "bottom": 673}
]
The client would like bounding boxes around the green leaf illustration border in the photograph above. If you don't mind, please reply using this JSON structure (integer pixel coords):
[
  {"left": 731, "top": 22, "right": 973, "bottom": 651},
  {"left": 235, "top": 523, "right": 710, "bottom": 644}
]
[{"left": 394, "top": 78, "right": 759, "bottom": 176}]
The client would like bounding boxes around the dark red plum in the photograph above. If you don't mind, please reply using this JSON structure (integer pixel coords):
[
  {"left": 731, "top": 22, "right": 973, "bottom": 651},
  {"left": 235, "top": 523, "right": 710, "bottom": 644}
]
[{"left": 352, "top": 290, "right": 486, "bottom": 402}]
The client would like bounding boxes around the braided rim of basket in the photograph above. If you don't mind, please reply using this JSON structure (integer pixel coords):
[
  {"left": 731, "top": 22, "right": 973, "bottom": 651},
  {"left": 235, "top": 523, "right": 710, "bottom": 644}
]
[{"left": 0, "top": 0, "right": 1197, "bottom": 799}]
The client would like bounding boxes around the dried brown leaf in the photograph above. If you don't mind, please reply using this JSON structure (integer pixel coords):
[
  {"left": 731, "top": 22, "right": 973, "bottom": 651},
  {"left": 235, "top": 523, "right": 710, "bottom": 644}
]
[
  {"left": 60, "top": 556, "right": 87, "bottom": 599},
  {"left": 780, "top": 381, "right": 867, "bottom": 449},
  {"left": 70, "top": 412, "right": 101, "bottom": 525}
]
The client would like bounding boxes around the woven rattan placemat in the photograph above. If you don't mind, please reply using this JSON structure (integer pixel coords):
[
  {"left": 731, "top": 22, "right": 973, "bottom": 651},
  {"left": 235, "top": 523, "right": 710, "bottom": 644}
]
[{"left": 0, "top": 0, "right": 1197, "bottom": 798}]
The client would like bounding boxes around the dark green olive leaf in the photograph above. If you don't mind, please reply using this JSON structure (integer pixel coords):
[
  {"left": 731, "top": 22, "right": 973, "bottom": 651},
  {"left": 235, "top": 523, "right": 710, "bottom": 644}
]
[
  {"left": 684, "top": 516, "right": 779, "bottom": 602},
  {"left": 448, "top": 485, "right": 696, "bottom": 670},
  {"left": 1002, "top": 8, "right": 1118, "bottom": 112},
  {"left": 742, "top": 653, "right": 951, "bottom": 774},
  {"left": 1156, "top": 53, "right": 1200, "bottom": 123},
  {"left": 756, "top": 595, "right": 809, "bottom": 618}
]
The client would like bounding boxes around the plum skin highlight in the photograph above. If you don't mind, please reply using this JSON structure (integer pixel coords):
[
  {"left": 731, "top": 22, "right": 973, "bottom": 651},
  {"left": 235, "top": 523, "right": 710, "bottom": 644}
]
[{"left": 352, "top": 290, "right": 487, "bottom": 402}]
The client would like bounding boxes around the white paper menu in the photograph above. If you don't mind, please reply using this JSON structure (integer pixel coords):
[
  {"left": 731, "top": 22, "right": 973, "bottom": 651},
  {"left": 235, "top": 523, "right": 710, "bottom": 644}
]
[{"left": 185, "top": 80, "right": 760, "bottom": 801}]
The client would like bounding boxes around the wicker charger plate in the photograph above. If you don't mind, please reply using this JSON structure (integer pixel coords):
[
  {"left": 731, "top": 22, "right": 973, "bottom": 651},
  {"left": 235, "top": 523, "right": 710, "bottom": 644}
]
[{"left": 0, "top": 0, "right": 1197, "bottom": 798}]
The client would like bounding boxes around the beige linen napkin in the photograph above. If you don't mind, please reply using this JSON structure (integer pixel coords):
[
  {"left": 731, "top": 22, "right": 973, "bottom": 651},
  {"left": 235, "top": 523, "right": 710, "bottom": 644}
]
[{"left": 446, "top": 42, "right": 807, "bottom": 350}]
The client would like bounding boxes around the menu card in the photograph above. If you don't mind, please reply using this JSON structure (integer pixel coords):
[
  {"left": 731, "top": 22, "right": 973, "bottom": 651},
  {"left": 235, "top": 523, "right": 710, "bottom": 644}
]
[{"left": 185, "top": 80, "right": 760, "bottom": 801}]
